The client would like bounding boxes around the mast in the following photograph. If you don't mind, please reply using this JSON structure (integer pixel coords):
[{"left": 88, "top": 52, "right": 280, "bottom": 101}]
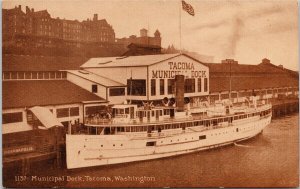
[
  {"left": 179, "top": 0, "right": 182, "bottom": 53},
  {"left": 229, "top": 61, "right": 232, "bottom": 101},
  {"left": 130, "top": 70, "right": 133, "bottom": 104}
]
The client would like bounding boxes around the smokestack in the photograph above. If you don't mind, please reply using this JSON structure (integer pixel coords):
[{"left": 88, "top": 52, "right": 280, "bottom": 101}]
[
  {"left": 221, "top": 59, "right": 238, "bottom": 64},
  {"left": 175, "top": 75, "right": 185, "bottom": 112},
  {"left": 93, "top": 14, "right": 98, "bottom": 21},
  {"left": 26, "top": 6, "right": 30, "bottom": 14}
]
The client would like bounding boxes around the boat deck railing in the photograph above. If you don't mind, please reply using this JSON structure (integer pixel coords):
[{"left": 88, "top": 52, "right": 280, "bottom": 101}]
[{"left": 84, "top": 103, "right": 272, "bottom": 126}]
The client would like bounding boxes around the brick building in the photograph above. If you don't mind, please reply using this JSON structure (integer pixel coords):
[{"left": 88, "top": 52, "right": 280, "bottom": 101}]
[{"left": 2, "top": 5, "right": 118, "bottom": 57}]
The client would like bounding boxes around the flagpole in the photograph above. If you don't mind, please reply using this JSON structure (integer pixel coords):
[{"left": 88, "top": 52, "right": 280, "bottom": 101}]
[{"left": 179, "top": 0, "right": 182, "bottom": 54}]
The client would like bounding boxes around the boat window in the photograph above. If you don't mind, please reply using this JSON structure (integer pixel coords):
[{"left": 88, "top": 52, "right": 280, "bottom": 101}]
[
  {"left": 218, "top": 118, "right": 223, "bottom": 123},
  {"left": 146, "top": 141, "right": 156, "bottom": 146},
  {"left": 234, "top": 116, "right": 238, "bottom": 120},
  {"left": 224, "top": 117, "right": 228, "bottom": 122},
  {"left": 125, "top": 108, "right": 129, "bottom": 114},
  {"left": 125, "top": 127, "right": 130, "bottom": 132},
  {"left": 186, "top": 122, "right": 193, "bottom": 127},
  {"left": 152, "top": 111, "right": 155, "bottom": 117},
  {"left": 160, "top": 110, "right": 163, "bottom": 116},
  {"left": 212, "top": 119, "right": 218, "bottom": 126},
  {"left": 143, "top": 126, "right": 147, "bottom": 132},
  {"left": 116, "top": 127, "right": 125, "bottom": 132},
  {"left": 199, "top": 135, "right": 206, "bottom": 140}
]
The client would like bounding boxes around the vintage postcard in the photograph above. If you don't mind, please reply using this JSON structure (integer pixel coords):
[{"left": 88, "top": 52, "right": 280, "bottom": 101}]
[{"left": 2, "top": 0, "right": 299, "bottom": 188}]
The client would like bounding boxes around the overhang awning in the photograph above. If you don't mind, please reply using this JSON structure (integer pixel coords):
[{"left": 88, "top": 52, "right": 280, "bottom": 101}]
[{"left": 29, "top": 106, "right": 63, "bottom": 129}]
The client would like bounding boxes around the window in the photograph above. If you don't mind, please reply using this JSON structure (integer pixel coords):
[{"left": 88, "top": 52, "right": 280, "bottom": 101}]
[
  {"left": 70, "top": 107, "right": 79, "bottom": 117},
  {"left": 198, "top": 78, "right": 202, "bottom": 92},
  {"left": 92, "top": 85, "right": 98, "bottom": 93},
  {"left": 221, "top": 94, "right": 229, "bottom": 100},
  {"left": 3, "top": 72, "right": 10, "bottom": 80},
  {"left": 151, "top": 79, "right": 156, "bottom": 96},
  {"left": 109, "top": 88, "right": 125, "bottom": 96},
  {"left": 160, "top": 79, "right": 165, "bottom": 95},
  {"left": 62, "top": 72, "right": 67, "bottom": 78},
  {"left": 168, "top": 79, "right": 175, "bottom": 94},
  {"left": 146, "top": 141, "right": 156, "bottom": 146},
  {"left": 18, "top": 72, "right": 25, "bottom": 79},
  {"left": 50, "top": 72, "right": 55, "bottom": 79},
  {"left": 199, "top": 135, "right": 206, "bottom": 140},
  {"left": 204, "top": 78, "right": 208, "bottom": 92},
  {"left": 56, "top": 108, "right": 69, "bottom": 118},
  {"left": 3, "top": 112, "right": 23, "bottom": 124},
  {"left": 85, "top": 106, "right": 107, "bottom": 115},
  {"left": 184, "top": 79, "right": 195, "bottom": 93},
  {"left": 127, "top": 79, "right": 146, "bottom": 96}
]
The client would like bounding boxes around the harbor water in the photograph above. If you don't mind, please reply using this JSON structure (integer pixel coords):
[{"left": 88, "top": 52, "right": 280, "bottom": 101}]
[{"left": 5, "top": 114, "right": 299, "bottom": 188}]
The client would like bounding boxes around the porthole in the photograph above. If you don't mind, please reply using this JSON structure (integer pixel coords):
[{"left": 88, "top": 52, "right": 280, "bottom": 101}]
[
  {"left": 120, "top": 144, "right": 123, "bottom": 146},
  {"left": 171, "top": 140, "right": 172, "bottom": 142},
  {"left": 177, "top": 139, "right": 179, "bottom": 141},
  {"left": 185, "top": 138, "right": 187, "bottom": 140},
  {"left": 113, "top": 144, "right": 115, "bottom": 147},
  {"left": 101, "top": 145, "right": 103, "bottom": 147}
]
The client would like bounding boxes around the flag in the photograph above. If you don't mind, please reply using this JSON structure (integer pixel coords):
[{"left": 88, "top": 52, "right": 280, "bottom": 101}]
[{"left": 182, "top": 0, "right": 195, "bottom": 16}]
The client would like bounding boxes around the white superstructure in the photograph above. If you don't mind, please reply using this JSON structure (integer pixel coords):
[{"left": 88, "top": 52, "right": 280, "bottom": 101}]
[{"left": 66, "top": 100, "right": 272, "bottom": 169}]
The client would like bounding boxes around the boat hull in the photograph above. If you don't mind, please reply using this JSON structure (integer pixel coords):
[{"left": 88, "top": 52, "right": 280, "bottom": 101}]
[{"left": 66, "top": 115, "right": 271, "bottom": 169}]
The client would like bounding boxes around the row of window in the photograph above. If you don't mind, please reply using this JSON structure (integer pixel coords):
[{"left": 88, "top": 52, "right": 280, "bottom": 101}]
[
  {"left": 3, "top": 107, "right": 80, "bottom": 124},
  {"left": 151, "top": 78, "right": 208, "bottom": 96},
  {"left": 3, "top": 71, "right": 67, "bottom": 80},
  {"left": 98, "top": 108, "right": 271, "bottom": 133}
]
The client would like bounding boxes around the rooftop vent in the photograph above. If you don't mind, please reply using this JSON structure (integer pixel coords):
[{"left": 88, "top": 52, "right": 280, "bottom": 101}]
[
  {"left": 78, "top": 70, "right": 89, "bottom": 74},
  {"left": 98, "top": 61, "right": 112, "bottom": 64},
  {"left": 221, "top": 59, "right": 238, "bottom": 64}
]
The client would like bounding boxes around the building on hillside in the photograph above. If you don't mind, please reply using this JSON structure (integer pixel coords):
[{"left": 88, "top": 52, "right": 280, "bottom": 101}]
[
  {"left": 122, "top": 43, "right": 162, "bottom": 56},
  {"left": 116, "top": 29, "right": 161, "bottom": 49},
  {"left": 2, "top": 5, "right": 118, "bottom": 56}
]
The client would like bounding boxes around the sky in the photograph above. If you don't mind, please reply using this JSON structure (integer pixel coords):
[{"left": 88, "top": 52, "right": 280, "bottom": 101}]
[{"left": 2, "top": 0, "right": 299, "bottom": 70}]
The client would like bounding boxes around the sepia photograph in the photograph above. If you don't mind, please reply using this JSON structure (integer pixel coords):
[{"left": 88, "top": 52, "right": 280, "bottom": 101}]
[{"left": 2, "top": 0, "right": 299, "bottom": 188}]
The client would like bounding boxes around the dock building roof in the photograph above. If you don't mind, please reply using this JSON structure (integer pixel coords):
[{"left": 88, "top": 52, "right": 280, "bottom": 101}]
[{"left": 3, "top": 80, "right": 105, "bottom": 109}]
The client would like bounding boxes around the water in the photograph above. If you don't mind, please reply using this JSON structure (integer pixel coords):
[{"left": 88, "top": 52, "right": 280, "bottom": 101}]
[{"left": 5, "top": 114, "right": 299, "bottom": 188}]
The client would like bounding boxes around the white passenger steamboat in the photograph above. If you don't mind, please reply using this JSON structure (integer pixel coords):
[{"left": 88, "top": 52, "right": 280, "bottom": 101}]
[{"left": 66, "top": 75, "right": 272, "bottom": 169}]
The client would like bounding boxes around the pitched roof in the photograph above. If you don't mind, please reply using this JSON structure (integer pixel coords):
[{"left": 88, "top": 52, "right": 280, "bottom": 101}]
[
  {"left": 67, "top": 70, "right": 126, "bottom": 87},
  {"left": 3, "top": 54, "right": 88, "bottom": 71},
  {"left": 209, "top": 75, "right": 298, "bottom": 92},
  {"left": 81, "top": 53, "right": 181, "bottom": 68},
  {"left": 3, "top": 80, "right": 104, "bottom": 109},
  {"left": 203, "top": 62, "right": 289, "bottom": 74},
  {"left": 127, "top": 43, "right": 162, "bottom": 49}
]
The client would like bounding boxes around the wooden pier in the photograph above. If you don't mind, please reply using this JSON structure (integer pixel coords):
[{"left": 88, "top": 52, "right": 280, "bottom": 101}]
[
  {"left": 271, "top": 98, "right": 299, "bottom": 118},
  {"left": 3, "top": 127, "right": 65, "bottom": 178}
]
